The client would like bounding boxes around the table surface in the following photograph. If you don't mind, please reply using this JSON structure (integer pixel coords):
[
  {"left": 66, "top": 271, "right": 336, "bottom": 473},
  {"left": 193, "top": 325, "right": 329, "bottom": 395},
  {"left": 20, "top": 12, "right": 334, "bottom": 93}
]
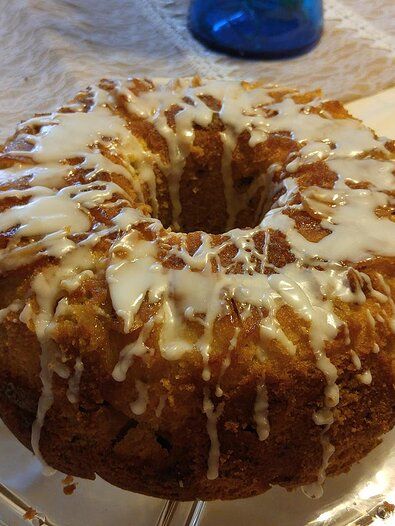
[{"left": 0, "top": 0, "right": 394, "bottom": 143}]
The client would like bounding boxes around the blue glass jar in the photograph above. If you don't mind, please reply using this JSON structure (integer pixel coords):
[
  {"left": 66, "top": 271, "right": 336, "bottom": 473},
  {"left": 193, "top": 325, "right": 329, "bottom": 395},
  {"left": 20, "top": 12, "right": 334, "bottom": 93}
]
[{"left": 188, "top": 0, "right": 323, "bottom": 58}]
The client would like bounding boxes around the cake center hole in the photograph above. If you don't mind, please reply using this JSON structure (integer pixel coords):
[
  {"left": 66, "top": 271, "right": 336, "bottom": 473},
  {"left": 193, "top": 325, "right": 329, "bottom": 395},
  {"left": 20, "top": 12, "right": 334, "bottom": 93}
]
[{"left": 156, "top": 171, "right": 272, "bottom": 235}]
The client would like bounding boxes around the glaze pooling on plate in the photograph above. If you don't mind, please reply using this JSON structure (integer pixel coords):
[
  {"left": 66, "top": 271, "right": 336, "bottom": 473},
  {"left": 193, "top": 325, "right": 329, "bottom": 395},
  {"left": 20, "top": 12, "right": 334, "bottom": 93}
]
[{"left": 0, "top": 77, "right": 394, "bottom": 498}]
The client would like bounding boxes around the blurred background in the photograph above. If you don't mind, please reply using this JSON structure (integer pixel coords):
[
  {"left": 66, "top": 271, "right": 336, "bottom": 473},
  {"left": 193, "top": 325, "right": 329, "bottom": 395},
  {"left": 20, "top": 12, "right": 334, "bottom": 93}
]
[{"left": 0, "top": 0, "right": 394, "bottom": 140}]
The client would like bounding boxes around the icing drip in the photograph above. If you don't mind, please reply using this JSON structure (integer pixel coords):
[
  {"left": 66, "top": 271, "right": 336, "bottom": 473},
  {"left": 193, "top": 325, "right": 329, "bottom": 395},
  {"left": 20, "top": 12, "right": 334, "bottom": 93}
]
[
  {"left": 220, "top": 129, "right": 238, "bottom": 229},
  {"left": 302, "top": 428, "right": 335, "bottom": 499},
  {"left": 254, "top": 378, "right": 270, "bottom": 441},
  {"left": 366, "top": 309, "right": 376, "bottom": 329},
  {"left": 112, "top": 317, "right": 155, "bottom": 382},
  {"left": 343, "top": 323, "right": 351, "bottom": 345},
  {"left": 130, "top": 380, "right": 149, "bottom": 415},
  {"left": 376, "top": 273, "right": 395, "bottom": 333},
  {"left": 155, "top": 394, "right": 167, "bottom": 418},
  {"left": 357, "top": 370, "right": 373, "bottom": 385},
  {"left": 350, "top": 350, "right": 362, "bottom": 370},
  {"left": 26, "top": 249, "right": 94, "bottom": 471},
  {"left": 30, "top": 338, "right": 58, "bottom": 476},
  {"left": 203, "top": 388, "right": 224, "bottom": 480},
  {"left": 0, "top": 300, "right": 23, "bottom": 322},
  {"left": 67, "top": 358, "right": 84, "bottom": 404},
  {"left": 215, "top": 327, "right": 239, "bottom": 398}
]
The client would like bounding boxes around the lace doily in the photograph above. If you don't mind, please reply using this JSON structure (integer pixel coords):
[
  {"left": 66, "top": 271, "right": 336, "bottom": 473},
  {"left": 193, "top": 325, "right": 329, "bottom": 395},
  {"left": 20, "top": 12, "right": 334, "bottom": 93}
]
[{"left": 0, "top": 0, "right": 394, "bottom": 142}]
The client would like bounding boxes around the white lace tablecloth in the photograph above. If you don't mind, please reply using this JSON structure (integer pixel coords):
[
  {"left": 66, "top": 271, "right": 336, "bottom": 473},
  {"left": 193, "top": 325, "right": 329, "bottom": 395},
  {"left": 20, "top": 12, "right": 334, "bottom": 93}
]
[{"left": 0, "top": 0, "right": 394, "bottom": 142}]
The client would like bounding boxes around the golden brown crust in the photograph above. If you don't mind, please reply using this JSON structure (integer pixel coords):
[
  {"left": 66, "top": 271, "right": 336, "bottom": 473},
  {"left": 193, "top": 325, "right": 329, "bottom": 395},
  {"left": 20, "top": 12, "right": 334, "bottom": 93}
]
[{"left": 0, "top": 79, "right": 394, "bottom": 501}]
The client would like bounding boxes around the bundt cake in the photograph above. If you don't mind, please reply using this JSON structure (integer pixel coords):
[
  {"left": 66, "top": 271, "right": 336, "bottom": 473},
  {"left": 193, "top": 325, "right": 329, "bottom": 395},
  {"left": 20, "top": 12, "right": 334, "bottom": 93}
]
[{"left": 0, "top": 77, "right": 394, "bottom": 501}]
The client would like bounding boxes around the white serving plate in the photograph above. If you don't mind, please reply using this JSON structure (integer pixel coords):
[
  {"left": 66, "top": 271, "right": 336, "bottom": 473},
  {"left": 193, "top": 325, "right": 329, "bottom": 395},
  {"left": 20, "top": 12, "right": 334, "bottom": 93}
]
[
  {"left": 0, "top": 421, "right": 394, "bottom": 526},
  {"left": 1, "top": 89, "right": 395, "bottom": 526}
]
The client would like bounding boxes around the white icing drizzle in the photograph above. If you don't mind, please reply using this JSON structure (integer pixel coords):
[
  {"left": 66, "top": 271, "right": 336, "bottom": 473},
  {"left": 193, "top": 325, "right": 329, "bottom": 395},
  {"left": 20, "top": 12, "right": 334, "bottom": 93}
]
[
  {"left": 350, "top": 350, "right": 362, "bottom": 370},
  {"left": 30, "top": 338, "right": 58, "bottom": 476},
  {"left": 19, "top": 302, "right": 34, "bottom": 326},
  {"left": 21, "top": 107, "right": 132, "bottom": 162},
  {"left": 376, "top": 313, "right": 385, "bottom": 323},
  {"left": 357, "top": 370, "right": 373, "bottom": 385},
  {"left": 215, "top": 327, "right": 239, "bottom": 398},
  {"left": 0, "top": 77, "right": 394, "bottom": 491},
  {"left": 26, "top": 250, "right": 94, "bottom": 472},
  {"left": 155, "top": 394, "right": 167, "bottom": 418},
  {"left": 67, "top": 357, "right": 84, "bottom": 404},
  {"left": 203, "top": 388, "right": 224, "bottom": 480},
  {"left": 0, "top": 300, "right": 23, "bottom": 322},
  {"left": 112, "top": 317, "right": 155, "bottom": 382},
  {"left": 254, "top": 378, "right": 270, "bottom": 441},
  {"left": 375, "top": 273, "right": 395, "bottom": 333},
  {"left": 0, "top": 192, "right": 90, "bottom": 238},
  {"left": 130, "top": 380, "right": 149, "bottom": 415},
  {"left": 343, "top": 323, "right": 351, "bottom": 345},
  {"left": 302, "top": 428, "right": 335, "bottom": 499},
  {"left": 366, "top": 309, "right": 376, "bottom": 329},
  {"left": 61, "top": 270, "right": 94, "bottom": 293}
]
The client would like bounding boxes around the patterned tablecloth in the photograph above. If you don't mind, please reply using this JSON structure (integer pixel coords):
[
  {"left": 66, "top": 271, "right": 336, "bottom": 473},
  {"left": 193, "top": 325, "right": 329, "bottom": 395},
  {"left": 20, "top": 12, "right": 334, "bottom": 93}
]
[{"left": 0, "top": 0, "right": 394, "bottom": 141}]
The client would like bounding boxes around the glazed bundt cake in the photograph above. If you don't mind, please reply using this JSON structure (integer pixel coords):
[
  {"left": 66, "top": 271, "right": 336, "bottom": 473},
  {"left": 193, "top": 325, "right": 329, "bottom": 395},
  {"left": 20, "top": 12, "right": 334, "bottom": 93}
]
[{"left": 0, "top": 77, "right": 394, "bottom": 501}]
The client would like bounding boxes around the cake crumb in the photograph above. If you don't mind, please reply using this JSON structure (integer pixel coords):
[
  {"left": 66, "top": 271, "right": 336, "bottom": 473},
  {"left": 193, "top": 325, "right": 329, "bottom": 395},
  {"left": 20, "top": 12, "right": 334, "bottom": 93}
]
[
  {"left": 62, "top": 475, "right": 74, "bottom": 486},
  {"left": 62, "top": 475, "right": 77, "bottom": 495},
  {"left": 63, "top": 482, "right": 77, "bottom": 495},
  {"left": 23, "top": 507, "right": 37, "bottom": 520},
  {"left": 376, "top": 501, "right": 395, "bottom": 520}
]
